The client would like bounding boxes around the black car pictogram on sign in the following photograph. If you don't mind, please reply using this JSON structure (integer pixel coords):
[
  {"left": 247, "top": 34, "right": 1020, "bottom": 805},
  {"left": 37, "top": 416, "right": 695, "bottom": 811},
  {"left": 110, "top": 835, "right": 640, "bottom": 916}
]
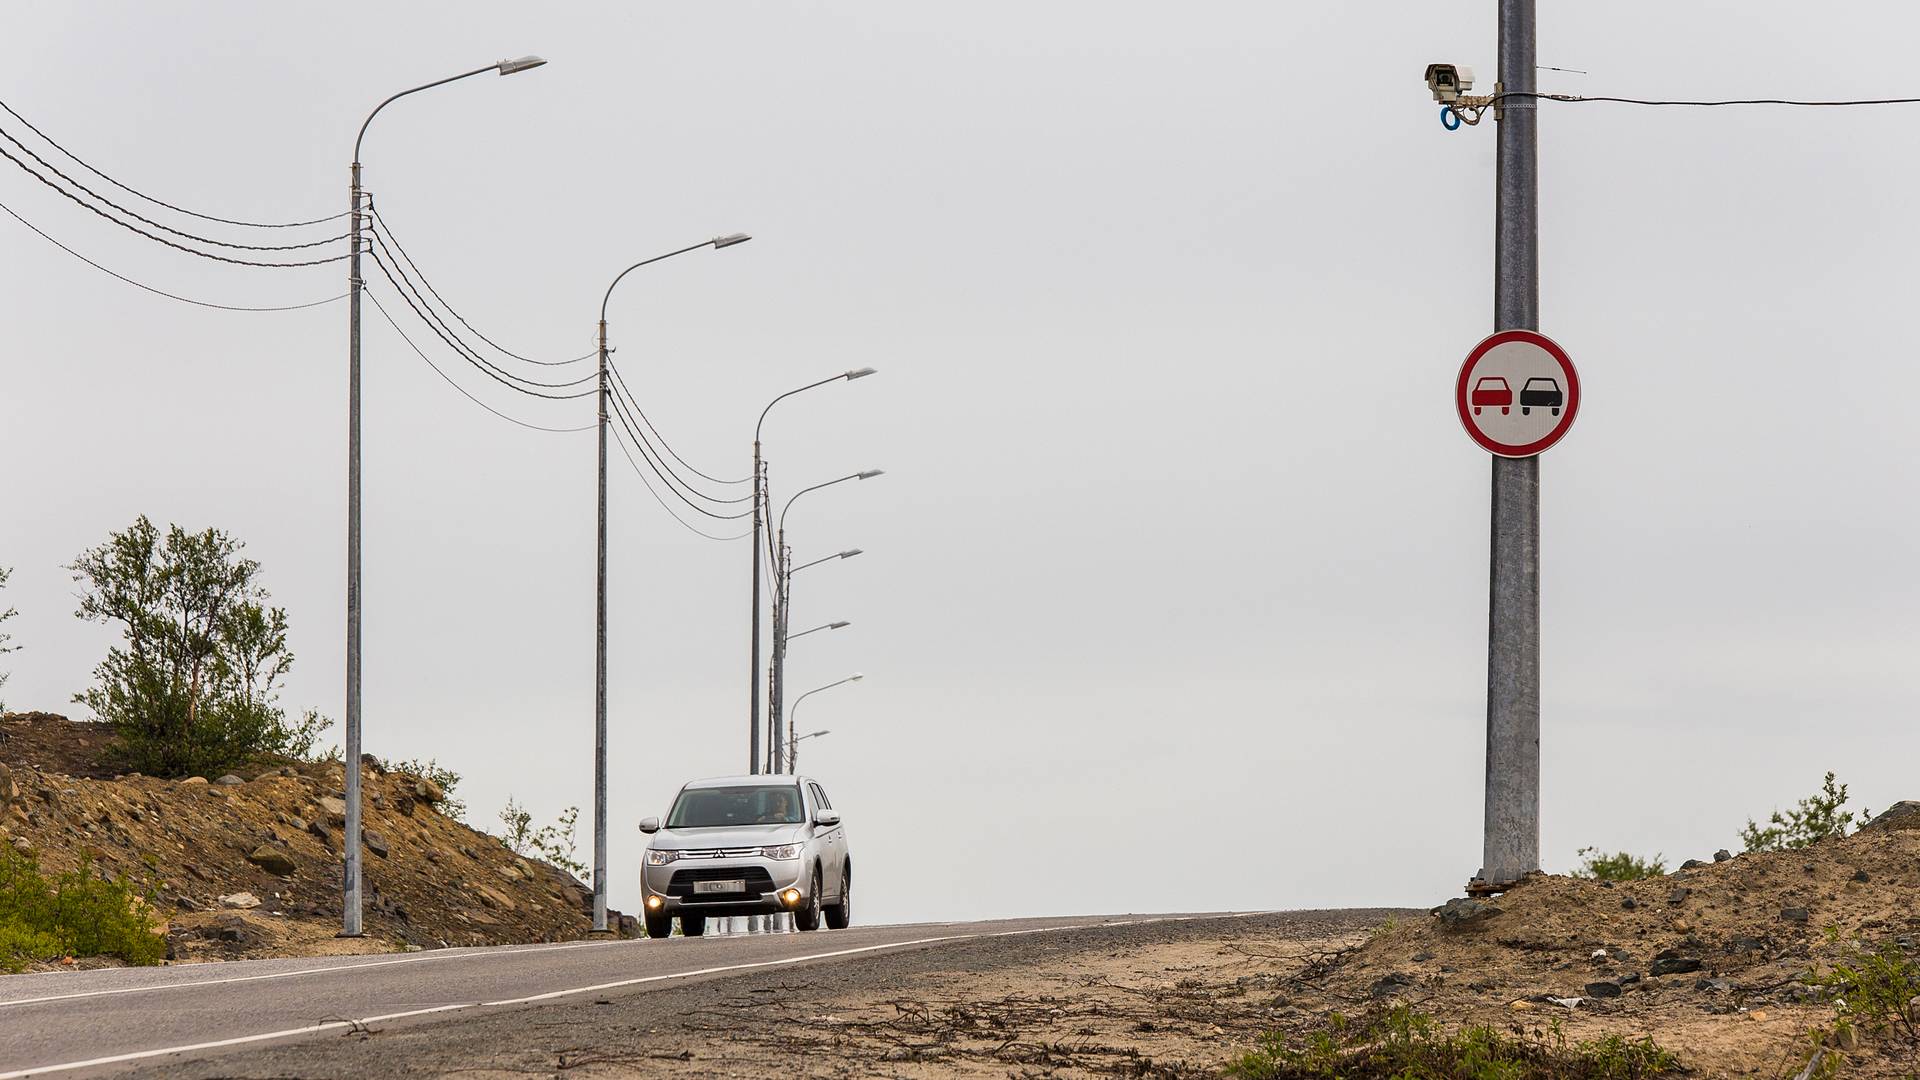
[{"left": 1519, "top": 377, "right": 1562, "bottom": 417}]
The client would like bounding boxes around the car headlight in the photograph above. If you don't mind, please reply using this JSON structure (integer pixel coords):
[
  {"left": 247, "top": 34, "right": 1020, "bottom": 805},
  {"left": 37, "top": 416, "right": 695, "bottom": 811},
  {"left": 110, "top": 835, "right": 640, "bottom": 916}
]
[
  {"left": 645, "top": 849, "right": 681, "bottom": 866},
  {"left": 759, "top": 844, "right": 803, "bottom": 860}
]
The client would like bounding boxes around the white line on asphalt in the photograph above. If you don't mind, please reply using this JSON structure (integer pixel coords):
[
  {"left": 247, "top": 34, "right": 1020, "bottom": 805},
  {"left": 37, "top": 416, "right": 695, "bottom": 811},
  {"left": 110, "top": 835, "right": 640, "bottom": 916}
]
[
  {"left": 0, "top": 914, "right": 1248, "bottom": 1078},
  {"left": 0, "top": 931, "right": 977, "bottom": 1079},
  {"left": 0, "top": 938, "right": 620, "bottom": 1010}
]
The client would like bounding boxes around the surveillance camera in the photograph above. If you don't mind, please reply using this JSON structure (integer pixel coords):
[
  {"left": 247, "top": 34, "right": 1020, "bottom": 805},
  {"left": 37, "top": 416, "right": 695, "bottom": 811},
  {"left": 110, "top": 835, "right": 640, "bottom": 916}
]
[{"left": 1424, "top": 63, "right": 1475, "bottom": 104}]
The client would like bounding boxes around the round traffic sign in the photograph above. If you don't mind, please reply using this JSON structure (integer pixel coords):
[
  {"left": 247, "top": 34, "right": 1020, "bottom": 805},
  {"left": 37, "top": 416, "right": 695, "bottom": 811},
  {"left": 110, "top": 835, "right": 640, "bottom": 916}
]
[{"left": 1455, "top": 330, "right": 1580, "bottom": 457}]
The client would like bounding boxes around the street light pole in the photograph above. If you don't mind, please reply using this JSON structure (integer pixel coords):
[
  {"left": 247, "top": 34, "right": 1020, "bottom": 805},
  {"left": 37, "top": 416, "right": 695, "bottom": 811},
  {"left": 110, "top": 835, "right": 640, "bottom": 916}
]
[
  {"left": 1479, "top": 0, "right": 1541, "bottom": 892},
  {"left": 770, "top": 472, "right": 881, "bottom": 768},
  {"left": 342, "top": 55, "right": 545, "bottom": 938},
  {"left": 788, "top": 674, "right": 863, "bottom": 772},
  {"left": 750, "top": 370, "right": 875, "bottom": 774},
  {"left": 788, "top": 730, "right": 831, "bottom": 772},
  {"left": 591, "top": 232, "right": 751, "bottom": 934}
]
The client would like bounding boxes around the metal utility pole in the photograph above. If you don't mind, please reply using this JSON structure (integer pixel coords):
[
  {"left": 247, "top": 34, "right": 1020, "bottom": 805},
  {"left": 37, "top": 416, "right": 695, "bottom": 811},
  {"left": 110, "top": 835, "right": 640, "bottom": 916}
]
[
  {"left": 769, "top": 471, "right": 882, "bottom": 769},
  {"left": 342, "top": 55, "right": 545, "bottom": 937},
  {"left": 1480, "top": 0, "right": 1540, "bottom": 891},
  {"left": 749, "top": 369, "right": 876, "bottom": 774},
  {"left": 748, "top": 449, "right": 765, "bottom": 774},
  {"left": 591, "top": 233, "right": 751, "bottom": 933}
]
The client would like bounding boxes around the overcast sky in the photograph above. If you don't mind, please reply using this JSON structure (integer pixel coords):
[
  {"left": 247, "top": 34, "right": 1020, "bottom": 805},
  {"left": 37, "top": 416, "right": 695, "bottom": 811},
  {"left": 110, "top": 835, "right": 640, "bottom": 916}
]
[{"left": 3, "top": 2, "right": 1916, "bottom": 925}]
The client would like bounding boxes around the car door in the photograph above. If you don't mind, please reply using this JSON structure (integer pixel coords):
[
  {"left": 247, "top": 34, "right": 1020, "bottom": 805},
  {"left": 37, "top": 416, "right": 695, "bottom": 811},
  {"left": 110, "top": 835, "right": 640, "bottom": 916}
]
[{"left": 809, "top": 781, "right": 846, "bottom": 898}]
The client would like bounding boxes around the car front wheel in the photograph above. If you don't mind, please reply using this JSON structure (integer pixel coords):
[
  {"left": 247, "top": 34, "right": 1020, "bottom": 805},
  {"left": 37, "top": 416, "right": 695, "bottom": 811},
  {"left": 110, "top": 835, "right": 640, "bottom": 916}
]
[
  {"left": 680, "top": 914, "right": 706, "bottom": 937},
  {"left": 794, "top": 869, "right": 823, "bottom": 931},
  {"left": 644, "top": 911, "right": 672, "bottom": 939}
]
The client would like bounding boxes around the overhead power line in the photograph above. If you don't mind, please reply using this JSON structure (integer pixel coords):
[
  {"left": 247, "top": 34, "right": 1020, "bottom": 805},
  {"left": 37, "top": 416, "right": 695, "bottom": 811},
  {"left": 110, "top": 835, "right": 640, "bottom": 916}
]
[
  {"left": 364, "top": 286, "right": 594, "bottom": 433},
  {"left": 605, "top": 376, "right": 753, "bottom": 506},
  {"left": 604, "top": 385, "right": 752, "bottom": 520},
  {"left": 366, "top": 233, "right": 598, "bottom": 392},
  {"left": 1506, "top": 91, "right": 1920, "bottom": 108},
  {"left": 0, "top": 96, "right": 347, "bottom": 229},
  {"left": 368, "top": 207, "right": 594, "bottom": 368},
  {"left": 0, "top": 123, "right": 349, "bottom": 251},
  {"left": 606, "top": 361, "right": 751, "bottom": 487},
  {"left": 0, "top": 142, "right": 347, "bottom": 268},
  {"left": 365, "top": 249, "right": 594, "bottom": 400},
  {"left": 607, "top": 421, "right": 752, "bottom": 541},
  {"left": 0, "top": 194, "right": 346, "bottom": 312}
]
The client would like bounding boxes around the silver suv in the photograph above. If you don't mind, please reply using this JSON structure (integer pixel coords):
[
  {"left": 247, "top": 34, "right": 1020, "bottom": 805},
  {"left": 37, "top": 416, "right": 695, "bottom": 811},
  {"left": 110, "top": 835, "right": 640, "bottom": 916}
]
[{"left": 638, "top": 775, "right": 851, "bottom": 938}]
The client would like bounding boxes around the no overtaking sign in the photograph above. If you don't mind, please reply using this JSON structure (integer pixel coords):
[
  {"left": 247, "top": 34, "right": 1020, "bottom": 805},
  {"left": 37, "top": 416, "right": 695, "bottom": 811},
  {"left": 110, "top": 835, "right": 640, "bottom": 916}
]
[{"left": 1455, "top": 330, "right": 1580, "bottom": 458}]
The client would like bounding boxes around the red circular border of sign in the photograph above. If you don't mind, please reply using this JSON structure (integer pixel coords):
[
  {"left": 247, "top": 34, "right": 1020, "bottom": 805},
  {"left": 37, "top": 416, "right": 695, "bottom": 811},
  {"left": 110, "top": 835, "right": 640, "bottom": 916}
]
[{"left": 1454, "top": 329, "right": 1581, "bottom": 458}]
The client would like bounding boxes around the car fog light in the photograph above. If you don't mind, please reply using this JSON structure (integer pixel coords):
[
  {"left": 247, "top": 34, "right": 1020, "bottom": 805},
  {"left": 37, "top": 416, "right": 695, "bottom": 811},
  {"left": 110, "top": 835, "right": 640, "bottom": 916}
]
[
  {"left": 780, "top": 888, "right": 802, "bottom": 908},
  {"left": 645, "top": 895, "right": 665, "bottom": 911}
]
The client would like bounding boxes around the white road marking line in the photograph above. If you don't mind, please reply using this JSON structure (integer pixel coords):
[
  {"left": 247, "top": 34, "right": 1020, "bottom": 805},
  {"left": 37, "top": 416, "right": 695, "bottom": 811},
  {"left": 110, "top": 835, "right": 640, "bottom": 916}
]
[
  {"left": 0, "top": 914, "right": 1249, "bottom": 1078},
  {"left": 0, "top": 931, "right": 981, "bottom": 1079},
  {"left": 0, "top": 939, "right": 619, "bottom": 1010}
]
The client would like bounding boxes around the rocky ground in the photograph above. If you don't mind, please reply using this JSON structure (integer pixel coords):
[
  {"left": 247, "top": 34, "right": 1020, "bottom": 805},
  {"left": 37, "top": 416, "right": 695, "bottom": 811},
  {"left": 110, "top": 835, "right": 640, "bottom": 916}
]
[{"left": 1, "top": 711, "right": 608, "bottom": 968}]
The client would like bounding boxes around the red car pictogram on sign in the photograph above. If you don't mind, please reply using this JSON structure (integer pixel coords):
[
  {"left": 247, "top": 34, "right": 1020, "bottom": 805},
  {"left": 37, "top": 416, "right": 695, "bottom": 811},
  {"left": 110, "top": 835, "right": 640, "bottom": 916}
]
[{"left": 1471, "top": 376, "right": 1512, "bottom": 416}]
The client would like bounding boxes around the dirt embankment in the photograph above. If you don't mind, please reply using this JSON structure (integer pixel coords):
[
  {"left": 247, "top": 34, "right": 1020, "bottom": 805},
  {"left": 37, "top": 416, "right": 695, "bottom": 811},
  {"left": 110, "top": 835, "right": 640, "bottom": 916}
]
[{"left": 2, "top": 711, "right": 608, "bottom": 968}]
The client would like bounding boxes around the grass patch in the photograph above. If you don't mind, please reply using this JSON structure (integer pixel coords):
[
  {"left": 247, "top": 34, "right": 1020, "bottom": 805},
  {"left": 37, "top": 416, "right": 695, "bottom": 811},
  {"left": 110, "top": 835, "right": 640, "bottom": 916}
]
[
  {"left": 1, "top": 843, "right": 165, "bottom": 973},
  {"left": 1226, "top": 1007, "right": 1681, "bottom": 1079}
]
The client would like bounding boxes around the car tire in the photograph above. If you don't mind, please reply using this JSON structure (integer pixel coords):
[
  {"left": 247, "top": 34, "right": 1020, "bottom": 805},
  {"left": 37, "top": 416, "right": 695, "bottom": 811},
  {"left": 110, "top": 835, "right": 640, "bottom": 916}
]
[
  {"left": 1553, "top": 407, "right": 1560, "bottom": 416},
  {"left": 824, "top": 865, "right": 851, "bottom": 930},
  {"left": 1473, "top": 406, "right": 1482, "bottom": 415},
  {"left": 1521, "top": 407, "right": 1530, "bottom": 415},
  {"left": 644, "top": 912, "right": 672, "bottom": 939},
  {"left": 1501, "top": 406, "right": 1510, "bottom": 415},
  {"left": 680, "top": 914, "right": 706, "bottom": 937},
  {"left": 794, "top": 869, "right": 823, "bottom": 932}
]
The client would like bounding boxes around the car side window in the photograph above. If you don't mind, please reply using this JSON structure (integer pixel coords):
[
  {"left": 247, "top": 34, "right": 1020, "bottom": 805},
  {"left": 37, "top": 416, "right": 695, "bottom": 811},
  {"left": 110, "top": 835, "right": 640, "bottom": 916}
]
[{"left": 810, "top": 783, "right": 832, "bottom": 810}]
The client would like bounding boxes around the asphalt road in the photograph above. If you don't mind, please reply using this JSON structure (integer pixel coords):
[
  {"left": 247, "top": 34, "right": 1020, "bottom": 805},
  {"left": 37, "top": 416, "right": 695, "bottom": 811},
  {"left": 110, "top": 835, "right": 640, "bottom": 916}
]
[{"left": 0, "top": 913, "right": 1249, "bottom": 1078}]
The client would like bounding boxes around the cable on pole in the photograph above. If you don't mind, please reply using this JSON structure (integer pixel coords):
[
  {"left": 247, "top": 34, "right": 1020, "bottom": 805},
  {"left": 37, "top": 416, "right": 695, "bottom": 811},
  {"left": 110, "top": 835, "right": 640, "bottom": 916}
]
[
  {"left": 0, "top": 123, "right": 350, "bottom": 251},
  {"left": 0, "top": 142, "right": 348, "bottom": 268},
  {"left": 0, "top": 96, "right": 347, "bottom": 229},
  {"left": 365, "top": 250, "right": 595, "bottom": 400},
  {"left": 604, "top": 387, "right": 753, "bottom": 520},
  {"left": 607, "top": 421, "right": 752, "bottom": 541},
  {"left": 0, "top": 194, "right": 347, "bottom": 312},
  {"left": 366, "top": 234, "right": 598, "bottom": 392},
  {"left": 368, "top": 206, "right": 594, "bottom": 367},
  {"left": 606, "top": 363, "right": 752, "bottom": 489},
  {"left": 364, "top": 287, "right": 595, "bottom": 433}
]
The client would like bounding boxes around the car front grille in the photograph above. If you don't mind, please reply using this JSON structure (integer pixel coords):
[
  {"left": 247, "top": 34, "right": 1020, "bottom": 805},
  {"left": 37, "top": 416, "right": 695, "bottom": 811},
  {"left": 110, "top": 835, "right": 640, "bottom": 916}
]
[
  {"left": 677, "top": 847, "right": 762, "bottom": 859},
  {"left": 668, "top": 866, "right": 776, "bottom": 899}
]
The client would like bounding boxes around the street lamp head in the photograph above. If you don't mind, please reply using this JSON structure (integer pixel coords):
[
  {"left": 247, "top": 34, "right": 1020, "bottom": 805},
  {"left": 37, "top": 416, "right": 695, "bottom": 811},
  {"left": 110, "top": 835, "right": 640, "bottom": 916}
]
[
  {"left": 839, "top": 549, "right": 863, "bottom": 559},
  {"left": 846, "top": 366, "right": 878, "bottom": 380},
  {"left": 828, "top": 621, "right": 851, "bottom": 630},
  {"left": 857, "top": 469, "right": 884, "bottom": 480},
  {"left": 713, "top": 232, "right": 753, "bottom": 249},
  {"left": 850, "top": 673, "right": 865, "bottom": 682},
  {"left": 496, "top": 56, "right": 548, "bottom": 75}
]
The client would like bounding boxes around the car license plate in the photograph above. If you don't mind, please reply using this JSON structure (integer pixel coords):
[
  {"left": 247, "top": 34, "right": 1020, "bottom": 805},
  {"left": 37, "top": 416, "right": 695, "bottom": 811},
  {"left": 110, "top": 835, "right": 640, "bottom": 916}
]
[{"left": 694, "top": 879, "right": 745, "bottom": 895}]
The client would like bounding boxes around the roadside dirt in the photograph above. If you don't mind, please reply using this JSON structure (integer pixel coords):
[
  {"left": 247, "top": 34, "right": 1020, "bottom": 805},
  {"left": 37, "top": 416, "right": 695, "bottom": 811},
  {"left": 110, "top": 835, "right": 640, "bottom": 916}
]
[{"left": 2, "top": 711, "right": 607, "bottom": 968}]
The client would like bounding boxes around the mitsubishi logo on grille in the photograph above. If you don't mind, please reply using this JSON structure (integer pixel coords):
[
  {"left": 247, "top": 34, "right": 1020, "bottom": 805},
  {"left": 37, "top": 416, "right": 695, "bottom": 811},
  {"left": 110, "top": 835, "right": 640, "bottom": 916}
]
[{"left": 711, "top": 851, "right": 725, "bottom": 859}]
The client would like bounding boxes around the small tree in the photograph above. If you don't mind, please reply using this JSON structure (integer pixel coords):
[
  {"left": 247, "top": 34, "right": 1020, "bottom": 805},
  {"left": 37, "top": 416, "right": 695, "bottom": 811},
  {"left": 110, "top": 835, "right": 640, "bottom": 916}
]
[
  {"left": 70, "top": 517, "right": 311, "bottom": 778},
  {"left": 0, "top": 565, "right": 16, "bottom": 711},
  {"left": 1741, "top": 772, "right": 1864, "bottom": 852},
  {"left": 1572, "top": 847, "right": 1667, "bottom": 882}
]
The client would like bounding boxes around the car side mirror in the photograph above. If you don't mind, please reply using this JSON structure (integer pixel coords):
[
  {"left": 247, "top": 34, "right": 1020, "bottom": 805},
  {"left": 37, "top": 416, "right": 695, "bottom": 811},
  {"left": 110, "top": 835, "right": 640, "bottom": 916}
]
[
  {"left": 813, "top": 809, "right": 841, "bottom": 827},
  {"left": 638, "top": 817, "right": 661, "bottom": 834}
]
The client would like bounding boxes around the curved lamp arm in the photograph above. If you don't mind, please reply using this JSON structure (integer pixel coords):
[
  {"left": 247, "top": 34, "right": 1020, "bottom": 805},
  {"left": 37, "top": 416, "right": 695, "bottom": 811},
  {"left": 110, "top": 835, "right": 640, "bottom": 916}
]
[{"left": 355, "top": 57, "right": 546, "bottom": 163}]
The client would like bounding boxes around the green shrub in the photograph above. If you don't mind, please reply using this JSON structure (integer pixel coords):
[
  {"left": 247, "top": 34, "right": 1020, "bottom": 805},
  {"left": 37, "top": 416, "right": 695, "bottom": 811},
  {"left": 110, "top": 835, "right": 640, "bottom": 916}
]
[
  {"left": 497, "top": 797, "right": 586, "bottom": 879},
  {"left": 1813, "top": 942, "right": 1920, "bottom": 1045},
  {"left": 1572, "top": 848, "right": 1667, "bottom": 882},
  {"left": 1226, "top": 1006, "right": 1680, "bottom": 1080},
  {"left": 70, "top": 516, "right": 318, "bottom": 779},
  {"left": 0, "top": 845, "right": 166, "bottom": 972},
  {"left": 1741, "top": 772, "right": 1864, "bottom": 852}
]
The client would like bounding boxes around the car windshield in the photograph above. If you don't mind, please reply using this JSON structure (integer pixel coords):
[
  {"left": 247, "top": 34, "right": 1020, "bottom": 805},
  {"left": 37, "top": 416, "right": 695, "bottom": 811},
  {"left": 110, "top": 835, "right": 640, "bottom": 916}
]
[{"left": 666, "top": 784, "right": 805, "bottom": 828}]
